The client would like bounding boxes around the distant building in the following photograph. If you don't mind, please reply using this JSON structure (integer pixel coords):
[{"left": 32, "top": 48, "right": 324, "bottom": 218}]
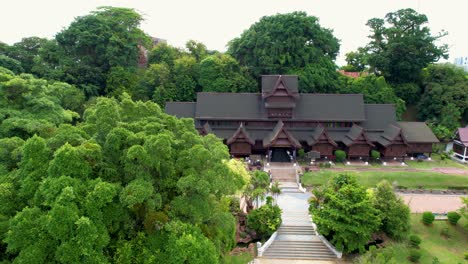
[
  {"left": 453, "top": 57, "right": 468, "bottom": 71},
  {"left": 453, "top": 126, "right": 468, "bottom": 162},
  {"left": 338, "top": 70, "right": 368, "bottom": 78},
  {"left": 166, "top": 75, "right": 439, "bottom": 162}
]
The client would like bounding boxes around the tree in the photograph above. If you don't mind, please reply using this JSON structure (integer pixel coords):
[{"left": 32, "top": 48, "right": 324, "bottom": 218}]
[
  {"left": 198, "top": 54, "right": 256, "bottom": 93},
  {"left": 228, "top": 12, "right": 340, "bottom": 91},
  {"left": 6, "top": 37, "right": 48, "bottom": 73},
  {"left": 339, "top": 75, "right": 406, "bottom": 119},
  {"left": 1, "top": 94, "right": 246, "bottom": 262},
  {"left": 418, "top": 63, "right": 468, "bottom": 125},
  {"left": 0, "top": 55, "right": 23, "bottom": 74},
  {"left": 310, "top": 174, "right": 380, "bottom": 253},
  {"left": 374, "top": 181, "right": 410, "bottom": 240},
  {"left": 343, "top": 48, "right": 368, "bottom": 72},
  {"left": 363, "top": 8, "right": 448, "bottom": 84},
  {"left": 49, "top": 7, "right": 150, "bottom": 96},
  {"left": 247, "top": 199, "right": 282, "bottom": 239}
]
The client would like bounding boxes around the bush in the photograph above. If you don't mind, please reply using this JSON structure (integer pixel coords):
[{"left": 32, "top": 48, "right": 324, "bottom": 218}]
[
  {"left": 409, "top": 249, "right": 422, "bottom": 262},
  {"left": 371, "top": 150, "right": 380, "bottom": 160},
  {"left": 297, "top": 149, "right": 305, "bottom": 159},
  {"left": 409, "top": 235, "right": 421, "bottom": 248},
  {"left": 440, "top": 227, "right": 450, "bottom": 238},
  {"left": 247, "top": 201, "right": 282, "bottom": 239},
  {"left": 334, "top": 150, "right": 346, "bottom": 162},
  {"left": 447, "top": 211, "right": 461, "bottom": 225},
  {"left": 464, "top": 251, "right": 468, "bottom": 260},
  {"left": 422, "top": 212, "right": 434, "bottom": 225},
  {"left": 432, "top": 257, "right": 440, "bottom": 264}
]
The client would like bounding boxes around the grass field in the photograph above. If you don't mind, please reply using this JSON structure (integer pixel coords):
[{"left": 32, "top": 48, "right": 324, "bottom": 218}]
[
  {"left": 364, "top": 214, "right": 468, "bottom": 264},
  {"left": 404, "top": 154, "right": 467, "bottom": 169},
  {"left": 301, "top": 170, "right": 468, "bottom": 190}
]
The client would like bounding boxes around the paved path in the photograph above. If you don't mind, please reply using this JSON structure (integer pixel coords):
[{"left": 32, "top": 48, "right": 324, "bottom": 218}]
[{"left": 398, "top": 193, "right": 467, "bottom": 213}]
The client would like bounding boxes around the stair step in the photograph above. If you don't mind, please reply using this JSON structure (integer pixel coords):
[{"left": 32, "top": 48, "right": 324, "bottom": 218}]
[
  {"left": 262, "top": 255, "right": 336, "bottom": 260},
  {"left": 268, "top": 246, "right": 331, "bottom": 250}
]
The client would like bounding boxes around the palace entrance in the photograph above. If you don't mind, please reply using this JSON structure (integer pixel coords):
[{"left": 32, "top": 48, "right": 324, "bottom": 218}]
[{"left": 270, "top": 148, "right": 293, "bottom": 163}]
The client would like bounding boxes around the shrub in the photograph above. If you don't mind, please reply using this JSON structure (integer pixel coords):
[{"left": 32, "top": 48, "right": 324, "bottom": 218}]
[
  {"left": 409, "top": 249, "right": 422, "bottom": 262},
  {"left": 247, "top": 201, "right": 282, "bottom": 239},
  {"left": 334, "top": 150, "right": 346, "bottom": 162},
  {"left": 464, "top": 251, "right": 468, "bottom": 260},
  {"left": 370, "top": 150, "right": 380, "bottom": 160},
  {"left": 409, "top": 235, "right": 421, "bottom": 248},
  {"left": 422, "top": 212, "right": 434, "bottom": 225},
  {"left": 297, "top": 149, "right": 305, "bottom": 159},
  {"left": 447, "top": 211, "right": 461, "bottom": 225},
  {"left": 432, "top": 257, "right": 440, "bottom": 264},
  {"left": 440, "top": 227, "right": 450, "bottom": 238}
]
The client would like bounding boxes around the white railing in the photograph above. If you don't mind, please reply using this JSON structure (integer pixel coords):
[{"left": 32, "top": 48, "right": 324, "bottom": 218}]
[
  {"left": 317, "top": 235, "right": 343, "bottom": 259},
  {"left": 256, "top": 231, "right": 278, "bottom": 257},
  {"left": 294, "top": 165, "right": 306, "bottom": 193}
]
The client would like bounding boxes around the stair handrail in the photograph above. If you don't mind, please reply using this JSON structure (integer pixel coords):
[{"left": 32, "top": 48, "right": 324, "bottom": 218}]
[
  {"left": 256, "top": 231, "right": 278, "bottom": 257},
  {"left": 294, "top": 164, "right": 307, "bottom": 193},
  {"left": 317, "top": 235, "right": 343, "bottom": 259}
]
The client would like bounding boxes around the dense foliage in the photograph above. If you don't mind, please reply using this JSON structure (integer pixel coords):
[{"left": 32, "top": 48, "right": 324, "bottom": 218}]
[
  {"left": 373, "top": 181, "right": 410, "bottom": 240},
  {"left": 228, "top": 11, "right": 341, "bottom": 92},
  {"left": 0, "top": 72, "right": 248, "bottom": 262},
  {"left": 310, "top": 174, "right": 380, "bottom": 253},
  {"left": 360, "top": 8, "right": 448, "bottom": 85},
  {"left": 246, "top": 199, "right": 282, "bottom": 239}
]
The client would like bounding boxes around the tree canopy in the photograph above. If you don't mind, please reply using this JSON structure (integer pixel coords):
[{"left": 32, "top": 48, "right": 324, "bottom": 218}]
[
  {"left": 0, "top": 88, "right": 248, "bottom": 262},
  {"left": 228, "top": 11, "right": 341, "bottom": 92},
  {"left": 363, "top": 8, "right": 448, "bottom": 84}
]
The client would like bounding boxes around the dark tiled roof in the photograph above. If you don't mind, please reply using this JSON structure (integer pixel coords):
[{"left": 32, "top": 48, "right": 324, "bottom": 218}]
[
  {"left": 165, "top": 102, "right": 196, "bottom": 118},
  {"left": 293, "top": 94, "right": 365, "bottom": 121},
  {"left": 396, "top": 122, "right": 439, "bottom": 143},
  {"left": 307, "top": 127, "right": 338, "bottom": 146},
  {"left": 262, "top": 75, "right": 299, "bottom": 97},
  {"left": 227, "top": 123, "right": 255, "bottom": 145},
  {"left": 342, "top": 124, "right": 374, "bottom": 147},
  {"left": 195, "top": 93, "right": 266, "bottom": 120},
  {"left": 377, "top": 125, "right": 405, "bottom": 147},
  {"left": 193, "top": 93, "right": 366, "bottom": 121},
  {"left": 361, "top": 104, "right": 397, "bottom": 130},
  {"left": 263, "top": 120, "right": 301, "bottom": 148}
]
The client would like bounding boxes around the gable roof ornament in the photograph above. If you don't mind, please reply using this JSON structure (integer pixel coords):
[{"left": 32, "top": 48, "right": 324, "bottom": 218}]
[
  {"left": 377, "top": 124, "right": 408, "bottom": 147},
  {"left": 227, "top": 122, "right": 255, "bottom": 145},
  {"left": 262, "top": 75, "right": 299, "bottom": 99},
  {"left": 342, "top": 124, "right": 375, "bottom": 147},
  {"left": 263, "top": 120, "right": 301, "bottom": 148},
  {"left": 307, "top": 126, "right": 338, "bottom": 147}
]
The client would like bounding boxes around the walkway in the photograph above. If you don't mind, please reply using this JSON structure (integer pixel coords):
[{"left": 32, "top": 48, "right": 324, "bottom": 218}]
[
  {"left": 258, "top": 163, "right": 338, "bottom": 263},
  {"left": 398, "top": 193, "right": 467, "bottom": 213}
]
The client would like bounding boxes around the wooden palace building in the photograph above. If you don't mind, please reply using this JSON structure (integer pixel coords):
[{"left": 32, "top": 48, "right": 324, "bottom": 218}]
[{"left": 166, "top": 75, "right": 438, "bottom": 162}]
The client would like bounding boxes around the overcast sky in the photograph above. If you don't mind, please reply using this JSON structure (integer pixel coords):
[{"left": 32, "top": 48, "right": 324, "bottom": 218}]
[{"left": 2, "top": 0, "right": 467, "bottom": 65}]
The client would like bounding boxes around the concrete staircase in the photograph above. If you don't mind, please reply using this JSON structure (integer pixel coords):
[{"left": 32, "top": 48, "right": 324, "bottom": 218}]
[
  {"left": 259, "top": 163, "right": 339, "bottom": 261},
  {"left": 264, "top": 240, "right": 337, "bottom": 260}
]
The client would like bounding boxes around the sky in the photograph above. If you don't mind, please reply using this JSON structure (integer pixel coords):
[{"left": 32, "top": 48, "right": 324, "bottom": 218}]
[{"left": 1, "top": 0, "right": 467, "bottom": 66}]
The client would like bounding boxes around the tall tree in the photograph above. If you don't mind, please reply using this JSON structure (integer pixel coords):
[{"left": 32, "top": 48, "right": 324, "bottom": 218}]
[
  {"left": 228, "top": 12, "right": 340, "bottom": 91},
  {"left": 418, "top": 63, "right": 468, "bottom": 124},
  {"left": 363, "top": 8, "right": 448, "bottom": 84},
  {"left": 50, "top": 7, "right": 150, "bottom": 96},
  {"left": 373, "top": 181, "right": 410, "bottom": 241}
]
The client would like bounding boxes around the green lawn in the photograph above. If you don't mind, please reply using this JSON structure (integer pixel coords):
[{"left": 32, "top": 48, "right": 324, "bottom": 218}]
[
  {"left": 378, "top": 215, "right": 468, "bottom": 263},
  {"left": 404, "top": 154, "right": 467, "bottom": 169},
  {"left": 301, "top": 170, "right": 468, "bottom": 190}
]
